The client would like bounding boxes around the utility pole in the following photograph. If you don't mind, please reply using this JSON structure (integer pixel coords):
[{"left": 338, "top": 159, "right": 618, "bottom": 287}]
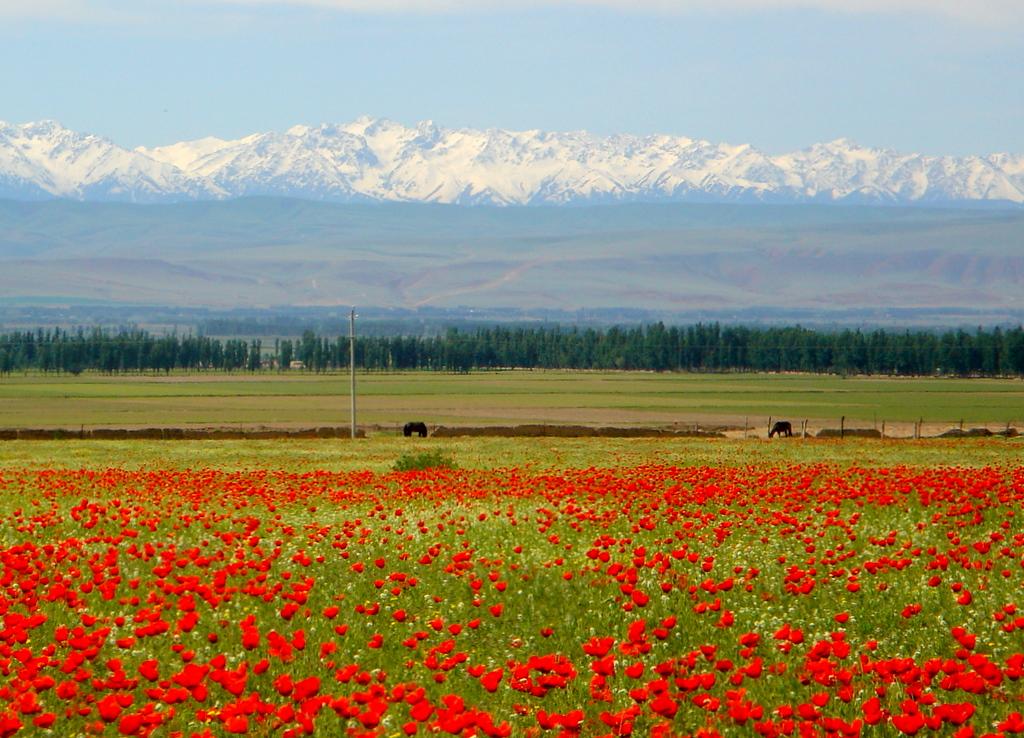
[{"left": 349, "top": 307, "right": 357, "bottom": 439}]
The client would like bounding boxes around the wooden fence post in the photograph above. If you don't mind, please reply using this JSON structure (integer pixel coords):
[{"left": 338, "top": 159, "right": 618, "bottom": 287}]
[
  {"left": 880, "top": 421, "right": 885, "bottom": 439},
  {"left": 744, "top": 417, "right": 748, "bottom": 439},
  {"left": 767, "top": 416, "right": 773, "bottom": 437},
  {"left": 840, "top": 416, "right": 845, "bottom": 439}
]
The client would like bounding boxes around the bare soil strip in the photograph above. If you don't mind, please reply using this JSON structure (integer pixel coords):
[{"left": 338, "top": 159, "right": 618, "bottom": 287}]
[{"left": 1, "top": 422, "right": 1017, "bottom": 441}]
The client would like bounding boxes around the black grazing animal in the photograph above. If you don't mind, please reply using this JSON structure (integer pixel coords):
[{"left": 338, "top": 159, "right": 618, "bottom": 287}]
[
  {"left": 403, "top": 422, "right": 428, "bottom": 438},
  {"left": 769, "top": 421, "right": 793, "bottom": 438}
]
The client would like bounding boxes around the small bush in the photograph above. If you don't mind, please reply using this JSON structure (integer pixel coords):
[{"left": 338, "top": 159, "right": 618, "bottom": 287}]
[{"left": 393, "top": 450, "right": 457, "bottom": 472}]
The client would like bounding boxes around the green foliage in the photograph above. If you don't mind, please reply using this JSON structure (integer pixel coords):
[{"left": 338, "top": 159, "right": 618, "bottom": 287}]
[
  {"left": 3, "top": 323, "right": 1024, "bottom": 375},
  {"left": 393, "top": 449, "right": 457, "bottom": 472}
]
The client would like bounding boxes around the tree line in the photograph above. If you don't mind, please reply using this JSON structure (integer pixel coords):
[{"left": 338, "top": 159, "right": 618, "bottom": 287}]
[{"left": 1, "top": 324, "right": 1023, "bottom": 376}]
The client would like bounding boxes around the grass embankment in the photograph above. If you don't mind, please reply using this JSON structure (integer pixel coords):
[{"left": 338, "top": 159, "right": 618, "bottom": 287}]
[{"left": 0, "top": 436, "right": 1021, "bottom": 473}]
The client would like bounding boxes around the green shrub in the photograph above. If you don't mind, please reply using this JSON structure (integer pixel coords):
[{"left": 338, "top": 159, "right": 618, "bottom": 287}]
[{"left": 393, "top": 450, "right": 457, "bottom": 472}]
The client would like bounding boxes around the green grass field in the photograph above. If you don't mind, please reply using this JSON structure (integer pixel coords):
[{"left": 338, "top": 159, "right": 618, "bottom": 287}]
[{"left": 0, "top": 370, "right": 1021, "bottom": 432}]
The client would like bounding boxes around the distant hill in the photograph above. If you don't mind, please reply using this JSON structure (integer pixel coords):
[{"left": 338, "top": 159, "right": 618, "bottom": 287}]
[{"left": 2, "top": 198, "right": 1022, "bottom": 319}]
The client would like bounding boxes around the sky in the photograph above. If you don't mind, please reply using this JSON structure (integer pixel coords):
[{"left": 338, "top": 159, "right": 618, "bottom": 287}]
[{"left": 1, "top": 0, "right": 1022, "bottom": 155}]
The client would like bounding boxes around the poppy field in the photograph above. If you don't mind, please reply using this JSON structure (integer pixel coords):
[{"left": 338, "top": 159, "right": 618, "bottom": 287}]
[{"left": 0, "top": 460, "right": 1022, "bottom": 737}]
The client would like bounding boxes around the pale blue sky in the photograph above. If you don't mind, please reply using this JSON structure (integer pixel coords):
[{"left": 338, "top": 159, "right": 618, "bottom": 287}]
[{"left": 2, "top": 1, "right": 1021, "bottom": 155}]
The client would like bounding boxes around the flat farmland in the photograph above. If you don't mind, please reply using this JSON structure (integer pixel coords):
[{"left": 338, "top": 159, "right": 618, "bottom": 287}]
[{"left": 0, "top": 370, "right": 1021, "bottom": 433}]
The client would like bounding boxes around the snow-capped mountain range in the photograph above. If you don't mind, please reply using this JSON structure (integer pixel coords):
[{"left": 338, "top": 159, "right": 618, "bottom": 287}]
[{"left": 1, "top": 117, "right": 1022, "bottom": 206}]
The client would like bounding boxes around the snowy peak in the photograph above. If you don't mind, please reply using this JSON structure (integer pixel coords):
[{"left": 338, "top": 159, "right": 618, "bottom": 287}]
[
  {"left": 0, "top": 119, "right": 219, "bottom": 202},
  {"left": 2, "top": 118, "right": 1023, "bottom": 206},
  {"left": 138, "top": 136, "right": 236, "bottom": 174}
]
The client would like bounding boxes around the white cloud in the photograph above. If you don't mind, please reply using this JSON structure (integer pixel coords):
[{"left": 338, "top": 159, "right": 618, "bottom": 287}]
[
  {"left": 210, "top": 0, "right": 1024, "bottom": 23},
  {"left": 1, "top": 0, "right": 1020, "bottom": 24},
  {"left": 0, "top": 0, "right": 80, "bottom": 18},
  {"left": 0, "top": 0, "right": 128, "bottom": 22}
]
